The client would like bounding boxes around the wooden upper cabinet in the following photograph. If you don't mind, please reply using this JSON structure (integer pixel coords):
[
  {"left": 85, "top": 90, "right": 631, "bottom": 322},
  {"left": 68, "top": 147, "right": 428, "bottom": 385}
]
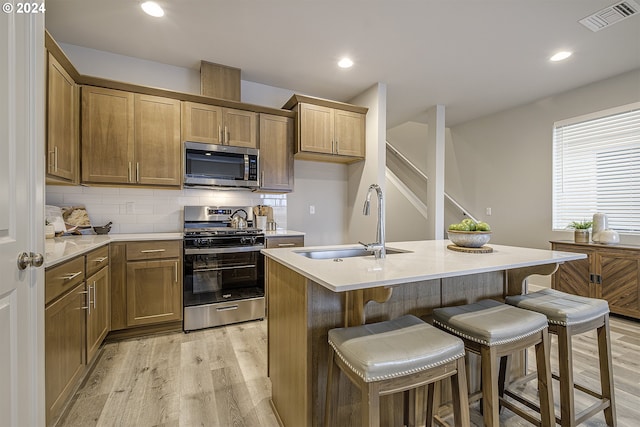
[
  {"left": 182, "top": 101, "right": 257, "bottom": 148},
  {"left": 259, "top": 114, "right": 294, "bottom": 192},
  {"left": 81, "top": 87, "right": 181, "bottom": 187},
  {"left": 283, "top": 94, "right": 367, "bottom": 163},
  {"left": 81, "top": 86, "right": 135, "bottom": 184},
  {"left": 334, "top": 109, "right": 365, "bottom": 157},
  {"left": 47, "top": 53, "right": 78, "bottom": 183},
  {"left": 224, "top": 108, "right": 257, "bottom": 148},
  {"left": 134, "top": 94, "right": 181, "bottom": 186},
  {"left": 299, "top": 103, "right": 334, "bottom": 155},
  {"left": 182, "top": 102, "right": 223, "bottom": 144}
]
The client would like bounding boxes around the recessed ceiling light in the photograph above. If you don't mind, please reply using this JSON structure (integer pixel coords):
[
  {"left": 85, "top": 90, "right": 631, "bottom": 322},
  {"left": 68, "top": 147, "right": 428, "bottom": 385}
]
[
  {"left": 550, "top": 51, "right": 572, "bottom": 62},
  {"left": 338, "top": 57, "right": 354, "bottom": 69},
  {"left": 141, "top": 1, "right": 164, "bottom": 17}
]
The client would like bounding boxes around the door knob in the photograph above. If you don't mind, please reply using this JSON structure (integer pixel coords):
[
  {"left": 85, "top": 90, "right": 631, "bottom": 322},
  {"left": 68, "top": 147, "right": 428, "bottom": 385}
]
[{"left": 17, "top": 252, "right": 44, "bottom": 270}]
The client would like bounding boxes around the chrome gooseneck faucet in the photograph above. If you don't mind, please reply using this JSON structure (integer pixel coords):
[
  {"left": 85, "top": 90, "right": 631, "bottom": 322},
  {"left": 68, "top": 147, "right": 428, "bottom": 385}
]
[{"left": 360, "top": 183, "right": 386, "bottom": 258}]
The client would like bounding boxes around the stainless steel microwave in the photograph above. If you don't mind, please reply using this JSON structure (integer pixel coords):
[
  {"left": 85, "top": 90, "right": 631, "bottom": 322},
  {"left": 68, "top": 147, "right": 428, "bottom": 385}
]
[{"left": 184, "top": 141, "right": 260, "bottom": 189}]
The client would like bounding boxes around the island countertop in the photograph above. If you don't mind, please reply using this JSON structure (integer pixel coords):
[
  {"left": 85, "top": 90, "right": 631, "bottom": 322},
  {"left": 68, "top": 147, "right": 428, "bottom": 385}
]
[{"left": 262, "top": 240, "right": 586, "bottom": 292}]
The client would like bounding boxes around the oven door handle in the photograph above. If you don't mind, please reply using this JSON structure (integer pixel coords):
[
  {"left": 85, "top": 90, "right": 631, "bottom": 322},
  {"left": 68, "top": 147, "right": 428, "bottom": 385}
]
[
  {"left": 184, "top": 245, "right": 264, "bottom": 255},
  {"left": 193, "top": 264, "right": 256, "bottom": 273}
]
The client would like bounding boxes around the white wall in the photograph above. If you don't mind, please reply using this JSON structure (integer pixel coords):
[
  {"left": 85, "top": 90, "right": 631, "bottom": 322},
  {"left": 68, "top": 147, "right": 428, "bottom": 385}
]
[
  {"left": 448, "top": 69, "right": 640, "bottom": 286},
  {"left": 346, "top": 83, "right": 387, "bottom": 244},
  {"left": 286, "top": 161, "right": 347, "bottom": 246}
]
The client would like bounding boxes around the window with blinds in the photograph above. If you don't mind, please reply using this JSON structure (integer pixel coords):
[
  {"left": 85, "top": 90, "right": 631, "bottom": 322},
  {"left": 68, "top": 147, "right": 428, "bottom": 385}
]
[{"left": 553, "top": 102, "right": 640, "bottom": 233}]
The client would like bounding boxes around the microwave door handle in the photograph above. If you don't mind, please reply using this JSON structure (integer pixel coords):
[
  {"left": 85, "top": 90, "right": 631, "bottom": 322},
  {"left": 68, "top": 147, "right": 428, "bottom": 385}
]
[{"left": 244, "top": 155, "right": 249, "bottom": 181}]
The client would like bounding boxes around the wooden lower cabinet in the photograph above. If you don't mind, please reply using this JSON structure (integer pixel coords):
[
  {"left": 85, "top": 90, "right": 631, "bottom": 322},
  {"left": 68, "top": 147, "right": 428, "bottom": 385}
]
[
  {"left": 551, "top": 241, "right": 640, "bottom": 319},
  {"left": 265, "top": 235, "right": 304, "bottom": 249},
  {"left": 126, "top": 258, "right": 182, "bottom": 326},
  {"left": 110, "top": 240, "right": 183, "bottom": 331},
  {"left": 86, "top": 266, "right": 110, "bottom": 362},
  {"left": 45, "top": 282, "right": 86, "bottom": 426}
]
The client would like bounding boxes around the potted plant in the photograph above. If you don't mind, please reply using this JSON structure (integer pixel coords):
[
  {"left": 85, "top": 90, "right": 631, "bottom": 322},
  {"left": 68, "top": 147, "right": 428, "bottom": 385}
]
[{"left": 568, "top": 220, "right": 592, "bottom": 243}]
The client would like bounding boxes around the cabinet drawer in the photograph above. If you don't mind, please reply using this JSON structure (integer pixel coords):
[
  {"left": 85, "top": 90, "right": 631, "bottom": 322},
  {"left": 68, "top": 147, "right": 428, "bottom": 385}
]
[
  {"left": 265, "top": 236, "right": 304, "bottom": 249},
  {"left": 85, "top": 245, "right": 109, "bottom": 277},
  {"left": 126, "top": 240, "right": 181, "bottom": 261},
  {"left": 45, "top": 256, "right": 85, "bottom": 305}
]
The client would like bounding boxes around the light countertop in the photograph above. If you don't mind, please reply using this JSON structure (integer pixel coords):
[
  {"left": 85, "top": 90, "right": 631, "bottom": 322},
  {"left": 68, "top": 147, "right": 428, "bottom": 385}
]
[
  {"left": 45, "top": 233, "right": 183, "bottom": 268},
  {"left": 261, "top": 240, "right": 587, "bottom": 292}
]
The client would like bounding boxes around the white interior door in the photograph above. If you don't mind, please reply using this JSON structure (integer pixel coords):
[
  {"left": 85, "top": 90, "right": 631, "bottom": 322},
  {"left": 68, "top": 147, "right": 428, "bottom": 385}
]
[{"left": 0, "top": 6, "right": 45, "bottom": 427}]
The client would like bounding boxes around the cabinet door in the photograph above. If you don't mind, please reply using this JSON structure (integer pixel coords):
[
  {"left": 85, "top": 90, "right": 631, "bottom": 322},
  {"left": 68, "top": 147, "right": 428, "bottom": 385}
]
[
  {"left": 224, "top": 108, "right": 257, "bottom": 148},
  {"left": 181, "top": 102, "right": 223, "bottom": 144},
  {"left": 45, "top": 283, "right": 86, "bottom": 425},
  {"left": 551, "top": 244, "right": 594, "bottom": 297},
  {"left": 134, "top": 94, "right": 181, "bottom": 186},
  {"left": 334, "top": 109, "right": 365, "bottom": 158},
  {"left": 597, "top": 250, "right": 640, "bottom": 318},
  {"left": 126, "top": 259, "right": 182, "bottom": 326},
  {"left": 298, "top": 103, "right": 334, "bottom": 154},
  {"left": 259, "top": 114, "right": 293, "bottom": 192},
  {"left": 81, "top": 86, "right": 134, "bottom": 184},
  {"left": 86, "top": 266, "right": 110, "bottom": 362},
  {"left": 47, "top": 53, "right": 78, "bottom": 182}
]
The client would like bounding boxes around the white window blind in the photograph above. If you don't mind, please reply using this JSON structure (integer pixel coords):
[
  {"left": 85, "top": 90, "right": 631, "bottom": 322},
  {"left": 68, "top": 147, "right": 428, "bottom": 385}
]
[{"left": 553, "top": 102, "right": 640, "bottom": 233}]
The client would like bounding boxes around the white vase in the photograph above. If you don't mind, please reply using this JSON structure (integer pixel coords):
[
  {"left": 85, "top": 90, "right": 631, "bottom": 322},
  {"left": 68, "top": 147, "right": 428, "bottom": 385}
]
[
  {"left": 592, "top": 213, "right": 608, "bottom": 242},
  {"left": 598, "top": 229, "right": 620, "bottom": 244}
]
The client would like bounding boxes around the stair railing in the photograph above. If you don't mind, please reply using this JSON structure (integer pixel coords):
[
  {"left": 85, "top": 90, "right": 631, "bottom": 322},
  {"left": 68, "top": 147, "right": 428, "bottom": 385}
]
[{"left": 385, "top": 141, "right": 480, "bottom": 224}]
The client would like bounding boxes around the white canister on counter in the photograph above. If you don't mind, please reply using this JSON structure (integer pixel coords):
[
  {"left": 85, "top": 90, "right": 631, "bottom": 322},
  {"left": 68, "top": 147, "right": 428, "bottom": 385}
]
[
  {"left": 256, "top": 215, "right": 267, "bottom": 231},
  {"left": 592, "top": 213, "right": 608, "bottom": 242}
]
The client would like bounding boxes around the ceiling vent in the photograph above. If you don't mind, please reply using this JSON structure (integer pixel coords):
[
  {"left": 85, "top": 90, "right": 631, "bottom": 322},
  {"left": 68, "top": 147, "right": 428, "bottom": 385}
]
[{"left": 579, "top": 0, "right": 639, "bottom": 31}]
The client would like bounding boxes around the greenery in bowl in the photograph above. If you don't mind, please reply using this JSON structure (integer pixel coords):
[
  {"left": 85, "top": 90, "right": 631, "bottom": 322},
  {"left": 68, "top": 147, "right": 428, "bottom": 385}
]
[{"left": 568, "top": 220, "right": 592, "bottom": 230}]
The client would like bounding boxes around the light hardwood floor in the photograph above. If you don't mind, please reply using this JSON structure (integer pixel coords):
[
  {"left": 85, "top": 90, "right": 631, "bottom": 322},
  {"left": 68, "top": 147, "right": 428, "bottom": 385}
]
[{"left": 58, "top": 315, "right": 639, "bottom": 427}]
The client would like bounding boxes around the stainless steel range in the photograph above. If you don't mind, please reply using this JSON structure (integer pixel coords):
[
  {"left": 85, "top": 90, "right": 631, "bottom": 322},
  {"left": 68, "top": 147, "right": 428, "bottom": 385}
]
[{"left": 183, "top": 206, "right": 265, "bottom": 332}]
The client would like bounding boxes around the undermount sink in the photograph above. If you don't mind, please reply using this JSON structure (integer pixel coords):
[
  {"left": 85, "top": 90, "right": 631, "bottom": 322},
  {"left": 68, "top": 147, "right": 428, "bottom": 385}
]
[{"left": 295, "top": 247, "right": 411, "bottom": 260}]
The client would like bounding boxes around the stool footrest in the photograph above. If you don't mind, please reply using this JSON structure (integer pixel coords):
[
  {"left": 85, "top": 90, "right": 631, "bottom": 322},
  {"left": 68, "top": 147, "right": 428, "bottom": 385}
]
[
  {"left": 575, "top": 399, "right": 613, "bottom": 426},
  {"left": 499, "top": 396, "right": 544, "bottom": 427}
]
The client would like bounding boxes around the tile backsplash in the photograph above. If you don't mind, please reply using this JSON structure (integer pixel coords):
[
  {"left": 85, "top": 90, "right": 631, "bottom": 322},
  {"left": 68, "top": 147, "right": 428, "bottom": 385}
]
[{"left": 46, "top": 186, "right": 287, "bottom": 234}]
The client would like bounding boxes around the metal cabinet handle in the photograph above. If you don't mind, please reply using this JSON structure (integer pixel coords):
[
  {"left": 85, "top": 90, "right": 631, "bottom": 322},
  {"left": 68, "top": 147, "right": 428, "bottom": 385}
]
[
  {"left": 277, "top": 243, "right": 297, "bottom": 247},
  {"left": 80, "top": 288, "right": 90, "bottom": 314},
  {"left": 175, "top": 262, "right": 178, "bottom": 283},
  {"left": 193, "top": 264, "right": 256, "bottom": 273},
  {"left": 217, "top": 305, "right": 239, "bottom": 312},
  {"left": 140, "top": 249, "right": 166, "bottom": 253},
  {"left": 54, "top": 146, "right": 59, "bottom": 172},
  {"left": 136, "top": 162, "right": 140, "bottom": 183},
  {"left": 48, "top": 149, "right": 55, "bottom": 172},
  {"left": 224, "top": 125, "right": 229, "bottom": 144},
  {"left": 92, "top": 281, "right": 97, "bottom": 309},
  {"left": 62, "top": 271, "right": 83, "bottom": 281},
  {"left": 93, "top": 257, "right": 108, "bottom": 263},
  {"left": 128, "top": 162, "right": 132, "bottom": 182}
]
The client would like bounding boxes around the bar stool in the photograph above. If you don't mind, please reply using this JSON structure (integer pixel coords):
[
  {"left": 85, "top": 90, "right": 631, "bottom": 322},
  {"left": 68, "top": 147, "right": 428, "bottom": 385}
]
[
  {"left": 506, "top": 288, "right": 616, "bottom": 426},
  {"left": 324, "top": 314, "right": 470, "bottom": 427},
  {"left": 432, "top": 299, "right": 555, "bottom": 427}
]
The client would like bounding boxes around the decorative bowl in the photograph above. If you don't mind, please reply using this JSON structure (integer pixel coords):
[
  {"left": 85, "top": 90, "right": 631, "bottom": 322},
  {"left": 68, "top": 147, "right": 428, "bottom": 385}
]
[{"left": 447, "top": 230, "right": 491, "bottom": 248}]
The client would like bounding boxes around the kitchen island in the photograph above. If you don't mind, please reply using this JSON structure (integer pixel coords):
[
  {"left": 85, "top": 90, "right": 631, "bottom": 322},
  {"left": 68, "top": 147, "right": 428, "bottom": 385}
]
[{"left": 262, "top": 240, "right": 586, "bottom": 427}]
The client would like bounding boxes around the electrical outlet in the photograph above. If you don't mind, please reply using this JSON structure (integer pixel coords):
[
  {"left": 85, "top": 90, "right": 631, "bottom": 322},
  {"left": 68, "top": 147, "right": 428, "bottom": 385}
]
[
  {"left": 309, "top": 205, "right": 315, "bottom": 215},
  {"left": 486, "top": 207, "right": 492, "bottom": 216},
  {"left": 126, "top": 201, "right": 135, "bottom": 214}
]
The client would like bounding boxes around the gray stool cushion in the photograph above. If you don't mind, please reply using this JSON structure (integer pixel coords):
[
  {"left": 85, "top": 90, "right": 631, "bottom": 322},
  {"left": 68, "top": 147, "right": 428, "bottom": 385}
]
[
  {"left": 505, "top": 288, "right": 609, "bottom": 326},
  {"left": 328, "top": 314, "right": 465, "bottom": 383},
  {"left": 432, "top": 299, "right": 548, "bottom": 346}
]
